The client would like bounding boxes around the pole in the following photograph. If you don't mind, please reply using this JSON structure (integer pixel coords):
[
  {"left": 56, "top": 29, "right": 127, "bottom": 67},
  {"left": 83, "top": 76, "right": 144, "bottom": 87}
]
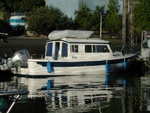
[{"left": 100, "top": 14, "right": 102, "bottom": 39}]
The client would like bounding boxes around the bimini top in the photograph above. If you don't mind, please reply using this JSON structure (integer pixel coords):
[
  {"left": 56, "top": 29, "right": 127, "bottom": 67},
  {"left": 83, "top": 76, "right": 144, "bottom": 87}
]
[{"left": 48, "top": 30, "right": 94, "bottom": 40}]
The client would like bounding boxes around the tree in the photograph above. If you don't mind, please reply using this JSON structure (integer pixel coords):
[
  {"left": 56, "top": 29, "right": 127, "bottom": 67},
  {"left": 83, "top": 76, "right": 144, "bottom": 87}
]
[
  {"left": 19, "top": 0, "right": 45, "bottom": 13},
  {"left": 75, "top": 4, "right": 105, "bottom": 34},
  {"left": 0, "top": 0, "right": 45, "bottom": 20},
  {"left": 104, "top": 0, "right": 121, "bottom": 36},
  {"left": 134, "top": 0, "right": 150, "bottom": 36},
  {"left": 74, "top": 4, "right": 92, "bottom": 30},
  {"left": 0, "top": 0, "right": 14, "bottom": 20},
  {"left": 27, "top": 6, "right": 74, "bottom": 35},
  {"left": 90, "top": 6, "right": 105, "bottom": 31}
]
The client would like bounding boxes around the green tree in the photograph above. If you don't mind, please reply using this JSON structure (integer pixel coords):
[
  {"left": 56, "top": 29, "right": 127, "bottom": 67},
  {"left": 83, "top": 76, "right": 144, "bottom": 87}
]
[
  {"left": 74, "top": 4, "right": 92, "bottom": 30},
  {"left": 0, "top": 0, "right": 45, "bottom": 20},
  {"left": 134, "top": 0, "right": 150, "bottom": 36},
  {"left": 74, "top": 4, "right": 105, "bottom": 33},
  {"left": 19, "top": 0, "right": 45, "bottom": 13},
  {"left": 91, "top": 6, "right": 105, "bottom": 31},
  {"left": 27, "top": 6, "right": 74, "bottom": 35},
  {"left": 104, "top": 0, "right": 121, "bottom": 35},
  {"left": 0, "top": 0, "right": 13, "bottom": 20}
]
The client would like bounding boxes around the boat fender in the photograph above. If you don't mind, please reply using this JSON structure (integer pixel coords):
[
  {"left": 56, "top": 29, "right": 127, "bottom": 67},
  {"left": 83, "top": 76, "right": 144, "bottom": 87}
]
[
  {"left": 122, "top": 78, "right": 126, "bottom": 87},
  {"left": 47, "top": 61, "right": 52, "bottom": 73},
  {"left": 105, "top": 60, "right": 110, "bottom": 75},
  {"left": 47, "top": 80, "right": 54, "bottom": 90},
  {"left": 123, "top": 59, "right": 127, "bottom": 71}
]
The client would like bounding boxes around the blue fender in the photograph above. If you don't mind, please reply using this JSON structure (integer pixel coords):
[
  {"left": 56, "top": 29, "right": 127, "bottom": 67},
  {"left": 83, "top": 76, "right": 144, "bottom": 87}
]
[
  {"left": 47, "top": 61, "right": 52, "bottom": 73},
  {"left": 105, "top": 60, "right": 110, "bottom": 75},
  {"left": 123, "top": 59, "right": 127, "bottom": 71}
]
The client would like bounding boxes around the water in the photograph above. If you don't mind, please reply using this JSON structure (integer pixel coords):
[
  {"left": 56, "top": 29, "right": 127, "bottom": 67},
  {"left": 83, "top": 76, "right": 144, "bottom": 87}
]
[{"left": 1, "top": 72, "right": 150, "bottom": 113}]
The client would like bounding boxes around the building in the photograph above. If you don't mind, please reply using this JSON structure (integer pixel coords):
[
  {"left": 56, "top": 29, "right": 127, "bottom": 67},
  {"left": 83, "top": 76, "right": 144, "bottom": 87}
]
[{"left": 45, "top": 0, "right": 110, "bottom": 19}]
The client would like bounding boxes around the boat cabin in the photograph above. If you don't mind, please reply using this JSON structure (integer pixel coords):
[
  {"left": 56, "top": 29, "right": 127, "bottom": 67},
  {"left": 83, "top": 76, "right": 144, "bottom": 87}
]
[{"left": 45, "top": 37, "right": 113, "bottom": 61}]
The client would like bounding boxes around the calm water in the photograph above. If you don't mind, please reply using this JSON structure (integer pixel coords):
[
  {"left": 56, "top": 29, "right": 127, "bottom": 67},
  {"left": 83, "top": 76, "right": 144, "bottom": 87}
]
[{"left": 1, "top": 72, "right": 150, "bottom": 113}]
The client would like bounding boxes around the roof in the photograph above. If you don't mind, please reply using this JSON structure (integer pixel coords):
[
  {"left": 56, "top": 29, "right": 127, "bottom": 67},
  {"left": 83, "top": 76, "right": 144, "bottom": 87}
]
[{"left": 48, "top": 30, "right": 94, "bottom": 40}]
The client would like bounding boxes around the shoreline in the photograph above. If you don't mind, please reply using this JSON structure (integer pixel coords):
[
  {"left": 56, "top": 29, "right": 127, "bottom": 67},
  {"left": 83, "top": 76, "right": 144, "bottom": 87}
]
[{"left": 8, "top": 35, "right": 48, "bottom": 40}]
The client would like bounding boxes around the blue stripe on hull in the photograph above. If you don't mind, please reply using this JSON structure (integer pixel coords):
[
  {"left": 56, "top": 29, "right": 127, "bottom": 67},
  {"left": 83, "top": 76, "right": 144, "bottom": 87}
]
[{"left": 37, "top": 57, "right": 133, "bottom": 67}]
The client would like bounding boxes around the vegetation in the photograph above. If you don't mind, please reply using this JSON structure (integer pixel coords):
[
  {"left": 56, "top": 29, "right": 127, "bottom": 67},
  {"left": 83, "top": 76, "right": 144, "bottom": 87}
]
[
  {"left": 134, "top": 0, "right": 150, "bottom": 36},
  {"left": 104, "top": 0, "right": 121, "bottom": 36},
  {"left": 0, "top": 0, "right": 45, "bottom": 20},
  {"left": 0, "top": 0, "right": 150, "bottom": 39},
  {"left": 27, "top": 6, "right": 74, "bottom": 35},
  {"left": 74, "top": 4, "right": 105, "bottom": 31}
]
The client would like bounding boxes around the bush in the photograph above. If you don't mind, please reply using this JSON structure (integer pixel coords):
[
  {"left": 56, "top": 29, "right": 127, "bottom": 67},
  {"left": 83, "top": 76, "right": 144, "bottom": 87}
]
[{"left": 27, "top": 6, "right": 74, "bottom": 35}]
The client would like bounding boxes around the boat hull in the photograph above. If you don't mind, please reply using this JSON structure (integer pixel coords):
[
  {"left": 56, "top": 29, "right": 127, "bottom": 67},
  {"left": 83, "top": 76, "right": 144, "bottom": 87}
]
[{"left": 14, "top": 54, "right": 137, "bottom": 78}]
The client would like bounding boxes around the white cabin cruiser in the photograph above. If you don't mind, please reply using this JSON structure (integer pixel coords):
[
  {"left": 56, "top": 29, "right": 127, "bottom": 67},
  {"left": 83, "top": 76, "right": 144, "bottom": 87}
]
[{"left": 1, "top": 30, "right": 137, "bottom": 77}]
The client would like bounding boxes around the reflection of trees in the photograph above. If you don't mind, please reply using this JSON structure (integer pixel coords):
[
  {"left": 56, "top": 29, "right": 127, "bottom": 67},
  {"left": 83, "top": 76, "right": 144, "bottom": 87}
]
[{"left": 121, "top": 77, "right": 142, "bottom": 113}]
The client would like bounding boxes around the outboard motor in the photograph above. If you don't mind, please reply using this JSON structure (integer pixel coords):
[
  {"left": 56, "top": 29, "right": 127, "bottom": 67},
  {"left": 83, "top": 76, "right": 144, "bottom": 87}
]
[
  {"left": 0, "top": 49, "right": 30, "bottom": 70},
  {"left": 11, "top": 49, "right": 30, "bottom": 66}
]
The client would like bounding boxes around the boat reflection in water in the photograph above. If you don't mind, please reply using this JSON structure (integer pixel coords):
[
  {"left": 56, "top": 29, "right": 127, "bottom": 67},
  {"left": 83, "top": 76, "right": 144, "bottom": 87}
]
[
  {"left": 17, "top": 74, "right": 126, "bottom": 113},
  {"left": 2, "top": 73, "right": 150, "bottom": 113}
]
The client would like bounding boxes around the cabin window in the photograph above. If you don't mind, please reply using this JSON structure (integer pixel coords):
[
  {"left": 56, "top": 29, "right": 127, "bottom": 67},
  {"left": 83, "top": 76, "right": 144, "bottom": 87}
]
[
  {"left": 70, "top": 45, "right": 78, "bottom": 53},
  {"left": 85, "top": 45, "right": 92, "bottom": 52},
  {"left": 54, "top": 42, "right": 60, "bottom": 60},
  {"left": 62, "top": 43, "right": 68, "bottom": 57},
  {"left": 46, "top": 43, "right": 52, "bottom": 56},
  {"left": 96, "top": 45, "right": 109, "bottom": 52},
  {"left": 85, "top": 45, "right": 109, "bottom": 53}
]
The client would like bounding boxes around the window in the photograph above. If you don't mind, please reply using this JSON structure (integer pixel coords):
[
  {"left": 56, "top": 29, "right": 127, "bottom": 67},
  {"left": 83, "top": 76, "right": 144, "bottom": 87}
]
[
  {"left": 85, "top": 45, "right": 109, "bottom": 53},
  {"left": 85, "top": 45, "right": 92, "bottom": 53},
  {"left": 97, "top": 45, "right": 109, "bottom": 52},
  {"left": 70, "top": 45, "right": 78, "bottom": 53},
  {"left": 46, "top": 43, "right": 52, "bottom": 56},
  {"left": 62, "top": 43, "right": 68, "bottom": 57}
]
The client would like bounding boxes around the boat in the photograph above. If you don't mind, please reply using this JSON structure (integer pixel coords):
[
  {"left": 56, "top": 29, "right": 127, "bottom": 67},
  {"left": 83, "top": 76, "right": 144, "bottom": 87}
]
[{"left": 1, "top": 30, "right": 138, "bottom": 77}]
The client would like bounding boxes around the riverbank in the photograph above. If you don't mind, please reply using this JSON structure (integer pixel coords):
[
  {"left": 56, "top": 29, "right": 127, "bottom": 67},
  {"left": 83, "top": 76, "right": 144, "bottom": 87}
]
[{"left": 8, "top": 34, "right": 48, "bottom": 39}]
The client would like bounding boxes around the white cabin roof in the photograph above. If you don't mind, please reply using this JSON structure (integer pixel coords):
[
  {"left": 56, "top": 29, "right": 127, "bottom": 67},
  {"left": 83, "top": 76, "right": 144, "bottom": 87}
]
[
  {"left": 48, "top": 30, "right": 94, "bottom": 40},
  {"left": 48, "top": 30, "right": 109, "bottom": 44}
]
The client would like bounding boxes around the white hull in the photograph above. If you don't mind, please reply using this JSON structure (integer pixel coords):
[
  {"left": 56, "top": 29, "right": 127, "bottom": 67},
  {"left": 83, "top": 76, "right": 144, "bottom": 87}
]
[
  {"left": 19, "top": 64, "right": 106, "bottom": 76},
  {"left": 15, "top": 54, "right": 136, "bottom": 77}
]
